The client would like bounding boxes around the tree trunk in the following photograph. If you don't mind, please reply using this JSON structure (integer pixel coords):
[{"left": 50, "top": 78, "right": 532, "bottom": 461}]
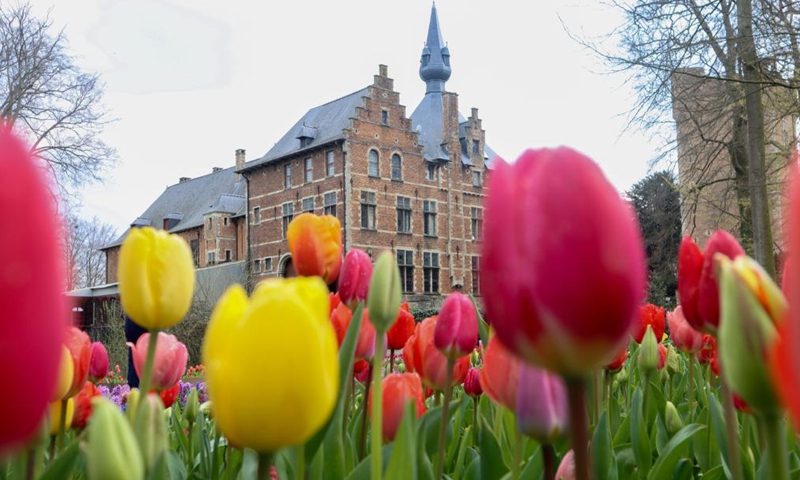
[
  {"left": 739, "top": 0, "right": 776, "bottom": 278},
  {"left": 729, "top": 108, "right": 754, "bottom": 256}
]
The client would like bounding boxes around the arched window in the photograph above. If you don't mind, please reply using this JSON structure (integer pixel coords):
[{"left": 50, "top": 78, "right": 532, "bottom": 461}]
[
  {"left": 368, "top": 150, "right": 379, "bottom": 177},
  {"left": 391, "top": 154, "right": 402, "bottom": 180}
]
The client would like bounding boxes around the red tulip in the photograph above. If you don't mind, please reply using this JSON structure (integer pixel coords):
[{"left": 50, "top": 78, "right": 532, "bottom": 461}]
[
  {"left": 71, "top": 381, "right": 101, "bottom": 430},
  {"left": 734, "top": 394, "right": 754, "bottom": 415},
  {"left": 657, "top": 343, "right": 668, "bottom": 371},
  {"left": 633, "top": 304, "right": 665, "bottom": 344},
  {"left": 667, "top": 306, "right": 704, "bottom": 354},
  {"left": 464, "top": 367, "right": 483, "bottom": 397},
  {"left": 402, "top": 317, "right": 469, "bottom": 390},
  {"left": 0, "top": 130, "right": 67, "bottom": 454},
  {"left": 89, "top": 342, "right": 109, "bottom": 383},
  {"left": 479, "top": 336, "right": 522, "bottom": 411},
  {"left": 604, "top": 347, "right": 628, "bottom": 372},
  {"left": 368, "top": 373, "right": 426, "bottom": 441},
  {"left": 481, "top": 148, "right": 646, "bottom": 375},
  {"left": 338, "top": 249, "right": 373, "bottom": 308},
  {"left": 678, "top": 232, "right": 745, "bottom": 333},
  {"left": 129, "top": 332, "right": 188, "bottom": 390},
  {"left": 329, "top": 296, "right": 381, "bottom": 361},
  {"left": 159, "top": 383, "right": 180, "bottom": 408},
  {"left": 434, "top": 292, "right": 478, "bottom": 358},
  {"left": 697, "top": 335, "right": 720, "bottom": 376},
  {"left": 330, "top": 296, "right": 352, "bottom": 347},
  {"left": 353, "top": 359, "right": 370, "bottom": 384},
  {"left": 358, "top": 309, "right": 378, "bottom": 361},
  {"left": 286, "top": 213, "right": 343, "bottom": 284},
  {"left": 64, "top": 326, "right": 92, "bottom": 398},
  {"left": 387, "top": 302, "right": 415, "bottom": 351}
]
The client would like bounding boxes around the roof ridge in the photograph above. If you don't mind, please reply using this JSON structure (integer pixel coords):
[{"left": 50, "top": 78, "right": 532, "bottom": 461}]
[
  {"left": 313, "top": 86, "right": 370, "bottom": 110},
  {"left": 165, "top": 165, "right": 237, "bottom": 189}
]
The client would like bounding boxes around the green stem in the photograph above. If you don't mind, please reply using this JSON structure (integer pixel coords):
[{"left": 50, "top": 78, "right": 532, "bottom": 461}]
[
  {"left": 359, "top": 365, "right": 373, "bottom": 460},
  {"left": 688, "top": 356, "right": 695, "bottom": 423},
  {"left": 296, "top": 444, "right": 305, "bottom": 480},
  {"left": 603, "top": 370, "right": 611, "bottom": 414},
  {"left": 511, "top": 428, "right": 522, "bottom": 480},
  {"left": 642, "top": 373, "right": 651, "bottom": 423},
  {"left": 211, "top": 427, "right": 221, "bottom": 480},
  {"left": 472, "top": 397, "right": 479, "bottom": 447},
  {"left": 721, "top": 382, "right": 744, "bottom": 480},
  {"left": 138, "top": 329, "right": 160, "bottom": 396},
  {"left": 542, "top": 444, "right": 556, "bottom": 480},
  {"left": 57, "top": 399, "right": 67, "bottom": 453},
  {"left": 435, "top": 356, "right": 455, "bottom": 480},
  {"left": 371, "top": 334, "right": 386, "bottom": 480},
  {"left": 389, "top": 350, "right": 395, "bottom": 374},
  {"left": 48, "top": 435, "right": 55, "bottom": 463},
  {"left": 762, "top": 413, "right": 789, "bottom": 480},
  {"left": 257, "top": 452, "right": 274, "bottom": 480},
  {"left": 565, "top": 377, "right": 590, "bottom": 480},
  {"left": 592, "top": 371, "right": 600, "bottom": 427}
]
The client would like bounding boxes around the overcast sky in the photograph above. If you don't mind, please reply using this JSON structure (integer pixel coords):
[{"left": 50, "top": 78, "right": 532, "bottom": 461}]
[{"left": 29, "top": 0, "right": 658, "bottom": 233}]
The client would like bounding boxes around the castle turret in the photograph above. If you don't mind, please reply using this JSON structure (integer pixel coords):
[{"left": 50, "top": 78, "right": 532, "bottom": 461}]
[{"left": 419, "top": 3, "right": 451, "bottom": 94}]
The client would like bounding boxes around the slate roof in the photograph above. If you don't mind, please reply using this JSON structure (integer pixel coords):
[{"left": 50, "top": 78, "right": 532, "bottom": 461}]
[
  {"left": 104, "top": 167, "right": 245, "bottom": 249},
  {"left": 242, "top": 87, "right": 370, "bottom": 171}
]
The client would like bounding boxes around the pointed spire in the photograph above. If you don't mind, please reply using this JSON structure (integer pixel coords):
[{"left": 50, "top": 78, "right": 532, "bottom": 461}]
[{"left": 419, "top": 2, "right": 451, "bottom": 94}]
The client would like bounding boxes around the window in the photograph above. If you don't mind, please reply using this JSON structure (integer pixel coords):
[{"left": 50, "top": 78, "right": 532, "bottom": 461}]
[
  {"left": 361, "top": 191, "right": 377, "bottom": 230},
  {"left": 397, "top": 250, "right": 414, "bottom": 293},
  {"left": 471, "top": 207, "right": 483, "bottom": 241},
  {"left": 265, "top": 257, "right": 273, "bottom": 272},
  {"left": 326, "top": 151, "right": 335, "bottom": 176},
  {"left": 284, "top": 163, "right": 292, "bottom": 188},
  {"left": 225, "top": 250, "right": 231, "bottom": 262},
  {"left": 423, "top": 200, "right": 437, "bottom": 237},
  {"left": 368, "top": 150, "right": 379, "bottom": 177},
  {"left": 471, "top": 256, "right": 480, "bottom": 295},
  {"left": 381, "top": 109, "right": 388, "bottom": 125},
  {"left": 472, "top": 139, "right": 480, "bottom": 155},
  {"left": 282, "top": 202, "right": 294, "bottom": 238},
  {"left": 426, "top": 163, "right": 436, "bottom": 181},
  {"left": 208, "top": 218, "right": 213, "bottom": 230},
  {"left": 324, "top": 192, "right": 337, "bottom": 217},
  {"left": 254, "top": 259, "right": 261, "bottom": 273},
  {"left": 473, "top": 170, "right": 482, "bottom": 187},
  {"left": 302, "top": 197, "right": 315, "bottom": 213},
  {"left": 391, "top": 154, "right": 402, "bottom": 181},
  {"left": 208, "top": 252, "right": 216, "bottom": 265},
  {"left": 397, "top": 196, "right": 411, "bottom": 233},
  {"left": 253, "top": 207, "right": 261, "bottom": 225},
  {"left": 423, "top": 252, "right": 440, "bottom": 293},
  {"left": 223, "top": 217, "right": 228, "bottom": 226},
  {"left": 305, "top": 158, "right": 313, "bottom": 182},
  {"left": 189, "top": 239, "right": 199, "bottom": 267}
]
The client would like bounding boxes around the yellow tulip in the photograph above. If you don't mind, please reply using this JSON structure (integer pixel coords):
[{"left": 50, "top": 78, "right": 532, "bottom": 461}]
[
  {"left": 49, "top": 398, "right": 74, "bottom": 436},
  {"left": 203, "top": 278, "right": 339, "bottom": 453},
  {"left": 51, "top": 346, "right": 74, "bottom": 401},
  {"left": 118, "top": 227, "right": 195, "bottom": 330}
]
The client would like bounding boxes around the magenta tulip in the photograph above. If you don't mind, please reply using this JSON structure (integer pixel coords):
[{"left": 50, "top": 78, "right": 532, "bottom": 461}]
[
  {"left": 434, "top": 292, "right": 478, "bottom": 358},
  {"left": 666, "top": 306, "right": 704, "bottom": 354},
  {"left": 464, "top": 367, "right": 483, "bottom": 397},
  {"left": 338, "top": 249, "right": 373, "bottom": 308},
  {"left": 0, "top": 130, "right": 67, "bottom": 454},
  {"left": 481, "top": 147, "right": 646, "bottom": 375},
  {"left": 516, "top": 364, "right": 569, "bottom": 443},
  {"left": 88, "top": 342, "right": 109, "bottom": 383},
  {"left": 128, "top": 333, "right": 188, "bottom": 390}
]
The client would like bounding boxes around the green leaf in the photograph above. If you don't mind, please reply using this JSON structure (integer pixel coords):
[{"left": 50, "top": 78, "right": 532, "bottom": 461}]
[
  {"left": 479, "top": 418, "right": 508, "bottom": 480},
  {"left": 592, "top": 412, "right": 612, "bottom": 480},
  {"left": 385, "top": 403, "right": 418, "bottom": 480},
  {"left": 670, "top": 459, "right": 694, "bottom": 480},
  {"left": 648, "top": 424, "right": 704, "bottom": 480},
  {"left": 708, "top": 391, "right": 730, "bottom": 473},
  {"left": 519, "top": 447, "right": 543, "bottom": 480},
  {"left": 345, "top": 444, "right": 394, "bottom": 480},
  {"left": 416, "top": 398, "right": 461, "bottom": 457},
  {"left": 40, "top": 441, "right": 80, "bottom": 480},
  {"left": 468, "top": 293, "right": 490, "bottom": 348},
  {"left": 630, "top": 387, "right": 652, "bottom": 477},
  {"left": 464, "top": 456, "right": 481, "bottom": 480},
  {"left": 166, "top": 450, "right": 188, "bottom": 480},
  {"left": 613, "top": 415, "right": 632, "bottom": 447}
]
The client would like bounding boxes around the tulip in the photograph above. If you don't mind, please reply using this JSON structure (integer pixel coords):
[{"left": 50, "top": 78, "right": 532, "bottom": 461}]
[
  {"left": 402, "top": 316, "right": 469, "bottom": 391},
  {"left": 132, "top": 393, "right": 168, "bottom": 471},
  {"left": 72, "top": 381, "right": 101, "bottom": 430},
  {"left": 85, "top": 398, "right": 145, "bottom": 480},
  {"left": 48, "top": 398, "right": 74, "bottom": 436},
  {"left": 51, "top": 346, "right": 74, "bottom": 402},
  {"left": 479, "top": 335, "right": 522, "bottom": 411},
  {"left": 633, "top": 303, "right": 665, "bottom": 344},
  {"left": 339, "top": 249, "right": 373, "bottom": 308},
  {"left": 119, "top": 226, "right": 195, "bottom": 330},
  {"left": 0, "top": 129, "right": 67, "bottom": 454},
  {"left": 387, "top": 302, "right": 415, "bottom": 351},
  {"left": 64, "top": 326, "right": 92, "bottom": 398},
  {"left": 666, "top": 345, "right": 680, "bottom": 376},
  {"left": 516, "top": 365, "right": 569, "bottom": 443},
  {"left": 203, "top": 279, "right": 339, "bottom": 453},
  {"left": 329, "top": 294, "right": 352, "bottom": 346},
  {"left": 464, "top": 367, "right": 483, "bottom": 397},
  {"left": 667, "top": 306, "right": 704, "bottom": 354},
  {"left": 89, "top": 341, "right": 110, "bottom": 383},
  {"left": 158, "top": 383, "right": 180, "bottom": 408},
  {"left": 677, "top": 231, "right": 745, "bottom": 333},
  {"left": 434, "top": 292, "right": 478, "bottom": 358},
  {"left": 354, "top": 360, "right": 371, "bottom": 384},
  {"left": 657, "top": 343, "right": 668, "bottom": 371},
  {"left": 555, "top": 450, "right": 576, "bottom": 480},
  {"left": 129, "top": 333, "right": 188, "bottom": 391},
  {"left": 639, "top": 326, "right": 659, "bottom": 375},
  {"left": 366, "top": 251, "right": 402, "bottom": 333},
  {"left": 604, "top": 346, "right": 627, "bottom": 373},
  {"left": 287, "top": 212, "right": 343, "bottom": 284},
  {"left": 697, "top": 335, "right": 720, "bottom": 376},
  {"left": 184, "top": 388, "right": 199, "bottom": 424},
  {"left": 665, "top": 401, "right": 683, "bottom": 437},
  {"left": 368, "top": 373, "right": 426, "bottom": 441},
  {"left": 481, "top": 147, "right": 646, "bottom": 375},
  {"left": 357, "top": 309, "right": 379, "bottom": 361}
]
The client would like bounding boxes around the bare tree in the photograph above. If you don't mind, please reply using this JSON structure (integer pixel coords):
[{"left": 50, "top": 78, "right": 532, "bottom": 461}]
[
  {"left": 64, "top": 214, "right": 117, "bottom": 290},
  {"left": 0, "top": 3, "right": 117, "bottom": 190}
]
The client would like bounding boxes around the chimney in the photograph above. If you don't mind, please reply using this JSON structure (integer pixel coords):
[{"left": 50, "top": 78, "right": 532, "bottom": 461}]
[
  {"left": 179, "top": 177, "right": 191, "bottom": 183},
  {"left": 235, "top": 149, "right": 246, "bottom": 180},
  {"left": 471, "top": 107, "right": 479, "bottom": 119},
  {"left": 212, "top": 167, "right": 223, "bottom": 173},
  {"left": 379, "top": 64, "right": 388, "bottom": 77}
]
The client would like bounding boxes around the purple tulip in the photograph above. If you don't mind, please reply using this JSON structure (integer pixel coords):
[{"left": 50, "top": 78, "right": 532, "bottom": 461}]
[{"left": 516, "top": 364, "right": 569, "bottom": 443}]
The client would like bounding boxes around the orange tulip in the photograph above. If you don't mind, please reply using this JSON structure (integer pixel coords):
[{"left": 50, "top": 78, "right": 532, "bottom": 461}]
[
  {"left": 368, "top": 373, "right": 426, "bottom": 441},
  {"left": 287, "top": 213, "right": 342, "bottom": 284},
  {"left": 329, "top": 296, "right": 379, "bottom": 361},
  {"left": 387, "top": 302, "right": 415, "bottom": 351},
  {"left": 71, "top": 381, "right": 101, "bottom": 430},
  {"left": 402, "top": 317, "right": 469, "bottom": 391},
  {"left": 64, "top": 326, "right": 92, "bottom": 399},
  {"left": 479, "top": 336, "right": 522, "bottom": 411}
]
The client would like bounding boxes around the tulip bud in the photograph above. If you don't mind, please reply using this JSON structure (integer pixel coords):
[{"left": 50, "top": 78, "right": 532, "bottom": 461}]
[
  {"left": 434, "top": 292, "right": 478, "bottom": 358},
  {"left": 604, "top": 347, "right": 628, "bottom": 373},
  {"left": 48, "top": 399, "right": 75, "bottom": 437},
  {"left": 367, "top": 251, "right": 402, "bottom": 333},
  {"left": 667, "top": 306, "right": 704, "bottom": 354},
  {"left": 657, "top": 343, "right": 668, "bottom": 371},
  {"left": 616, "top": 367, "right": 629, "bottom": 386},
  {"left": 463, "top": 367, "right": 483, "bottom": 397},
  {"left": 132, "top": 394, "right": 168, "bottom": 471},
  {"left": 183, "top": 388, "right": 199, "bottom": 424},
  {"left": 51, "top": 346, "right": 74, "bottom": 402},
  {"left": 666, "top": 345, "right": 681, "bottom": 376},
  {"left": 128, "top": 333, "right": 188, "bottom": 391},
  {"left": 85, "top": 398, "right": 145, "bottom": 480},
  {"left": 199, "top": 401, "right": 213, "bottom": 418},
  {"left": 89, "top": 342, "right": 109, "bottom": 383},
  {"left": 339, "top": 249, "right": 373, "bottom": 309},
  {"left": 126, "top": 388, "right": 141, "bottom": 420},
  {"left": 64, "top": 326, "right": 92, "bottom": 398},
  {"left": 665, "top": 401, "right": 683, "bottom": 437},
  {"left": 639, "top": 326, "right": 659, "bottom": 375},
  {"left": 159, "top": 383, "right": 180, "bottom": 408},
  {"left": 555, "top": 450, "right": 576, "bottom": 480},
  {"left": 515, "top": 365, "right": 569, "bottom": 443}
]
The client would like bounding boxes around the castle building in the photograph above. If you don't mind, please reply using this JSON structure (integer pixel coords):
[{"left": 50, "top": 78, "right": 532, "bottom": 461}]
[{"left": 101, "top": 4, "right": 495, "bottom": 309}]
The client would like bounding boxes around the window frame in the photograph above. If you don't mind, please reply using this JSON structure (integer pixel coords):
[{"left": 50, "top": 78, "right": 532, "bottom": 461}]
[
  {"left": 471, "top": 256, "right": 480, "bottom": 295},
  {"left": 302, "top": 197, "right": 315, "bottom": 213},
  {"left": 423, "top": 200, "right": 437, "bottom": 237},
  {"left": 396, "top": 196, "right": 412, "bottom": 233},
  {"left": 265, "top": 257, "right": 273, "bottom": 272},
  {"left": 391, "top": 153, "right": 402, "bottom": 181},
  {"left": 323, "top": 191, "right": 337, "bottom": 217},
  {"left": 253, "top": 206, "right": 261, "bottom": 225},
  {"left": 368, "top": 150, "right": 380, "bottom": 178},
  {"left": 305, "top": 157, "right": 313, "bottom": 183},
  {"left": 360, "top": 190, "right": 377, "bottom": 230},
  {"left": 472, "top": 170, "right": 482, "bottom": 187},
  {"left": 397, "top": 249, "right": 414, "bottom": 293},
  {"left": 423, "top": 251, "right": 440, "bottom": 293},
  {"left": 381, "top": 109, "right": 389, "bottom": 125},
  {"left": 282, "top": 202, "right": 294, "bottom": 239},
  {"left": 253, "top": 258, "right": 261, "bottom": 273},
  {"left": 326, "top": 151, "right": 335, "bottom": 177},
  {"left": 284, "top": 163, "right": 293, "bottom": 189},
  {"left": 471, "top": 207, "right": 483, "bottom": 241}
]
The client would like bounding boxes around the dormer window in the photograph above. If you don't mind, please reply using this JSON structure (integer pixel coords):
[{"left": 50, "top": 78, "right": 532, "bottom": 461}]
[{"left": 300, "top": 137, "right": 312, "bottom": 148}]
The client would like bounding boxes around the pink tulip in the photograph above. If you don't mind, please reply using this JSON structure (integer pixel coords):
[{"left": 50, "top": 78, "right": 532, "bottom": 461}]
[
  {"left": 516, "top": 364, "right": 569, "bottom": 443},
  {"left": 667, "top": 306, "right": 704, "bottom": 354},
  {"left": 434, "top": 292, "right": 478, "bottom": 358},
  {"left": 88, "top": 342, "right": 109, "bottom": 383},
  {"left": 338, "top": 249, "right": 373, "bottom": 308},
  {"left": 481, "top": 147, "right": 646, "bottom": 375},
  {"left": 0, "top": 130, "right": 67, "bottom": 454},
  {"left": 555, "top": 450, "right": 576, "bottom": 480},
  {"left": 128, "top": 333, "right": 188, "bottom": 390},
  {"left": 463, "top": 367, "right": 483, "bottom": 397}
]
